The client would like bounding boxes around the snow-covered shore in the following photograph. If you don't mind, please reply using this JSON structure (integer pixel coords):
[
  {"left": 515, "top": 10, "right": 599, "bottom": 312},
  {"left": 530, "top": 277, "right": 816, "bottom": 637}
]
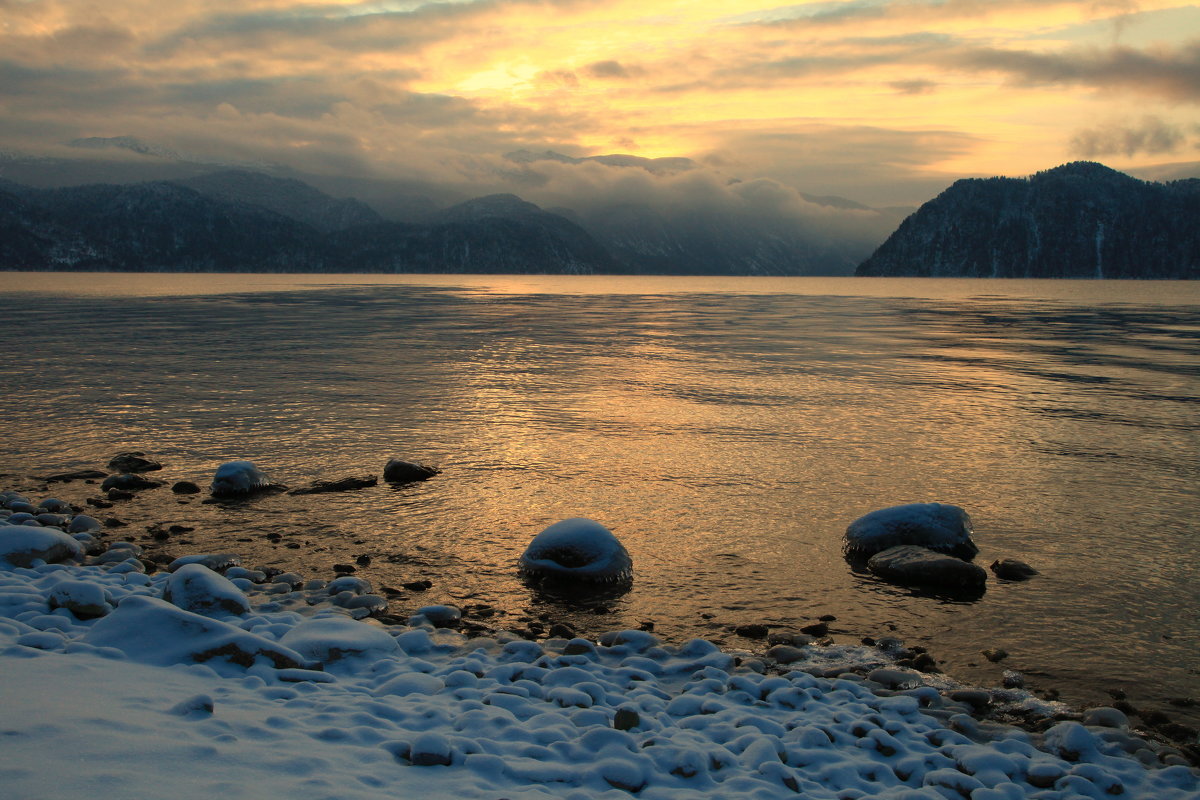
[{"left": 3, "top": 515, "right": 1199, "bottom": 799}]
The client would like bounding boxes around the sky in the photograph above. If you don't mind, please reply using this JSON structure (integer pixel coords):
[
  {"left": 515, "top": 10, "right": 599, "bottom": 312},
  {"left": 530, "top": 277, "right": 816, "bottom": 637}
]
[{"left": 1, "top": 0, "right": 1199, "bottom": 207}]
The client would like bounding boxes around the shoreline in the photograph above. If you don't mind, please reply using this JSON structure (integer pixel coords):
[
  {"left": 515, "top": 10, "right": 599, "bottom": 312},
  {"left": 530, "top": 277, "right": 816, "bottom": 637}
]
[
  {"left": 4, "top": 470, "right": 1200, "bottom": 796},
  {"left": 3, "top": 548, "right": 1199, "bottom": 798},
  {"left": 4, "top": 463, "right": 1198, "bottom": 762}
]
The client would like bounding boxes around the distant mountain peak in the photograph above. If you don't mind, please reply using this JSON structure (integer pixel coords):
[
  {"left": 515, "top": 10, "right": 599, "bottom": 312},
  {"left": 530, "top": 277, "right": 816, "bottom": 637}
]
[
  {"left": 440, "top": 193, "right": 546, "bottom": 221},
  {"left": 856, "top": 162, "right": 1198, "bottom": 279}
]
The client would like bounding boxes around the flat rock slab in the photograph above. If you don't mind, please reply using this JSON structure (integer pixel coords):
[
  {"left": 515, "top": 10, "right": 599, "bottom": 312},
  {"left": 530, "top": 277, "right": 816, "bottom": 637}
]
[
  {"left": 107, "top": 452, "right": 163, "bottom": 473},
  {"left": 867, "top": 545, "right": 987, "bottom": 591},
  {"left": 289, "top": 475, "right": 378, "bottom": 495}
]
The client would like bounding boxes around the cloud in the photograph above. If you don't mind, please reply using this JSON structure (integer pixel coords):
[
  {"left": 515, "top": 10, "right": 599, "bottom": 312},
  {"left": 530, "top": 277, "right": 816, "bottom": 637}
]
[
  {"left": 946, "top": 42, "right": 1200, "bottom": 102},
  {"left": 1070, "top": 116, "right": 1197, "bottom": 157},
  {"left": 583, "top": 60, "right": 643, "bottom": 79},
  {"left": 889, "top": 78, "right": 937, "bottom": 94}
]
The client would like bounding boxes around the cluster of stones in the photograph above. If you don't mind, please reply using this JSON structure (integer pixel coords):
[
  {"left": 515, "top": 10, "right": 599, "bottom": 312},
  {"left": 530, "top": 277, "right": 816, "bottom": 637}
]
[{"left": 843, "top": 502, "right": 1038, "bottom": 594}]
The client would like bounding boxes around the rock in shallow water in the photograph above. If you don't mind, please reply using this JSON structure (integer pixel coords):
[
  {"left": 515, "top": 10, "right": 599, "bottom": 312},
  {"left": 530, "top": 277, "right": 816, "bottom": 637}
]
[
  {"left": 866, "top": 545, "right": 987, "bottom": 591},
  {"left": 844, "top": 502, "right": 978, "bottom": 559},
  {"left": 107, "top": 452, "right": 162, "bottom": 473},
  {"left": 382, "top": 459, "right": 440, "bottom": 484},
  {"left": 289, "top": 475, "right": 378, "bottom": 495},
  {"left": 519, "top": 518, "right": 633, "bottom": 585},
  {"left": 209, "top": 461, "right": 275, "bottom": 498},
  {"left": 990, "top": 557, "right": 1039, "bottom": 580}
]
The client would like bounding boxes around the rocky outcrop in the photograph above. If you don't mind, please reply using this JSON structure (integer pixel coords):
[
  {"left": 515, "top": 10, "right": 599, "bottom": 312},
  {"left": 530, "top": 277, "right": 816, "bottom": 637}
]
[{"left": 856, "top": 162, "right": 1200, "bottom": 279}]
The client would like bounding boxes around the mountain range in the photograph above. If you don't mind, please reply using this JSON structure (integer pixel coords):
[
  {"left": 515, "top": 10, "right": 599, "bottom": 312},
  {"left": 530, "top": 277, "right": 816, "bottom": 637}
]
[
  {"left": 0, "top": 166, "right": 895, "bottom": 275},
  {"left": 1, "top": 152, "right": 1197, "bottom": 277}
]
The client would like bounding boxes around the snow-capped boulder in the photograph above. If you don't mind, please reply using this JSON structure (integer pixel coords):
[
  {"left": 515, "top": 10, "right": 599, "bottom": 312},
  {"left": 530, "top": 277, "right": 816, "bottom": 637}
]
[
  {"left": 163, "top": 563, "right": 251, "bottom": 616},
  {"left": 0, "top": 524, "right": 84, "bottom": 568},
  {"left": 866, "top": 545, "right": 987, "bottom": 591},
  {"left": 84, "top": 595, "right": 309, "bottom": 671},
  {"left": 48, "top": 579, "right": 113, "bottom": 618},
  {"left": 519, "top": 518, "right": 633, "bottom": 584},
  {"left": 167, "top": 553, "right": 241, "bottom": 573},
  {"left": 67, "top": 514, "right": 102, "bottom": 533},
  {"left": 844, "top": 502, "right": 978, "bottom": 559},
  {"left": 278, "top": 615, "right": 400, "bottom": 666},
  {"left": 209, "top": 461, "right": 275, "bottom": 497},
  {"left": 383, "top": 458, "right": 440, "bottom": 483},
  {"left": 410, "top": 605, "right": 462, "bottom": 628}
]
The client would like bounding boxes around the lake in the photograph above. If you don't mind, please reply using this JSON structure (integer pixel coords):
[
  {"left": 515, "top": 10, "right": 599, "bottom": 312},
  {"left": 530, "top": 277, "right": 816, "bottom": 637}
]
[{"left": 2, "top": 272, "right": 1197, "bottom": 728}]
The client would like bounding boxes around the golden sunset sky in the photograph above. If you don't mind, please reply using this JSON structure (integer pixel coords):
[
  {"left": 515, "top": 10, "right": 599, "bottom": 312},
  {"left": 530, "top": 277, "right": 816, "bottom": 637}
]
[{"left": 2, "top": 0, "right": 1198, "bottom": 204}]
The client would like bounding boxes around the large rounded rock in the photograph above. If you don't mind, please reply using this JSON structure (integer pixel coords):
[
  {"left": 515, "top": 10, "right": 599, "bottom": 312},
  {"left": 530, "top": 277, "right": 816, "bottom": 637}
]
[
  {"left": 0, "top": 525, "right": 84, "bottom": 568},
  {"left": 383, "top": 459, "right": 440, "bottom": 483},
  {"left": 164, "top": 564, "right": 251, "bottom": 616},
  {"left": 209, "top": 461, "right": 274, "bottom": 497},
  {"left": 519, "top": 518, "right": 633, "bottom": 584},
  {"left": 844, "top": 503, "right": 978, "bottom": 559},
  {"left": 866, "top": 545, "right": 987, "bottom": 591}
]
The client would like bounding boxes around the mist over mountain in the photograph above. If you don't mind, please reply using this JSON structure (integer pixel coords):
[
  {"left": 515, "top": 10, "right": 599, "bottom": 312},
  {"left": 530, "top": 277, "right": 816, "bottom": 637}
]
[
  {"left": 856, "top": 162, "right": 1200, "bottom": 279},
  {"left": 0, "top": 138, "right": 912, "bottom": 274}
]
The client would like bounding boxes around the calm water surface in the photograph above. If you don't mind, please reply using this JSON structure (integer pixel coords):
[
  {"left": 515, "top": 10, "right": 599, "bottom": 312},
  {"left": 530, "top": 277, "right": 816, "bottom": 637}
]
[{"left": 2, "top": 273, "right": 1198, "bottom": 724}]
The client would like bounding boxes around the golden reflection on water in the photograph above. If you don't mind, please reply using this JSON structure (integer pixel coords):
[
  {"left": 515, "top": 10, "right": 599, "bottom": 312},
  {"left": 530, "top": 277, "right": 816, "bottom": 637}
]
[{"left": 1, "top": 275, "right": 1199, "bottom": 725}]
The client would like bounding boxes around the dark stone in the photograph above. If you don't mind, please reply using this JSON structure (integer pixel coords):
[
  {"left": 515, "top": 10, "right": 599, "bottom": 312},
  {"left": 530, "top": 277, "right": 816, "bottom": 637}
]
[
  {"left": 108, "top": 452, "right": 162, "bottom": 473},
  {"left": 333, "top": 564, "right": 357, "bottom": 574},
  {"left": 355, "top": 554, "right": 371, "bottom": 566},
  {"left": 800, "top": 622, "right": 829, "bottom": 637},
  {"left": 912, "top": 653, "right": 940, "bottom": 672},
  {"left": 169, "top": 525, "right": 193, "bottom": 533},
  {"left": 382, "top": 459, "right": 440, "bottom": 483},
  {"left": 548, "top": 623, "right": 576, "bottom": 639},
  {"left": 982, "top": 648, "right": 1009, "bottom": 662},
  {"left": 613, "top": 708, "right": 641, "bottom": 731},
  {"left": 818, "top": 614, "right": 837, "bottom": 622},
  {"left": 288, "top": 475, "right": 378, "bottom": 495},
  {"left": 402, "top": 580, "right": 433, "bottom": 591},
  {"left": 106, "top": 489, "right": 135, "bottom": 501},
  {"left": 101, "top": 473, "right": 164, "bottom": 491},
  {"left": 104, "top": 517, "right": 128, "bottom": 527},
  {"left": 867, "top": 545, "right": 988, "bottom": 591},
  {"left": 638, "top": 620, "right": 655, "bottom": 632},
  {"left": 172, "top": 481, "right": 201, "bottom": 494},
  {"left": 86, "top": 497, "right": 114, "bottom": 508},
  {"left": 990, "top": 558, "right": 1039, "bottom": 580},
  {"left": 734, "top": 624, "right": 770, "bottom": 639},
  {"left": 949, "top": 689, "right": 992, "bottom": 711}
]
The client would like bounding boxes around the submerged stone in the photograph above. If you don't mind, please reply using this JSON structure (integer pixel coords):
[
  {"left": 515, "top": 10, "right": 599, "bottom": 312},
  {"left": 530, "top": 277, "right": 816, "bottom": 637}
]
[
  {"left": 866, "top": 545, "right": 987, "bottom": 591},
  {"left": 383, "top": 459, "right": 440, "bottom": 483}
]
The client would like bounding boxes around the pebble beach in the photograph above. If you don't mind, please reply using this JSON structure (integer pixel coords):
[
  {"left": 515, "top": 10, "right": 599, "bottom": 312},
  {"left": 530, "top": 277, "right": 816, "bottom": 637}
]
[{"left": 2, "top": 462, "right": 1199, "bottom": 799}]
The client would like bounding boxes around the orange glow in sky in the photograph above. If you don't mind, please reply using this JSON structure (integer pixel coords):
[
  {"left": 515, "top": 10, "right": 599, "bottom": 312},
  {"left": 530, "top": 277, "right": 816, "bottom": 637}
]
[{"left": 1, "top": 0, "right": 1197, "bottom": 203}]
